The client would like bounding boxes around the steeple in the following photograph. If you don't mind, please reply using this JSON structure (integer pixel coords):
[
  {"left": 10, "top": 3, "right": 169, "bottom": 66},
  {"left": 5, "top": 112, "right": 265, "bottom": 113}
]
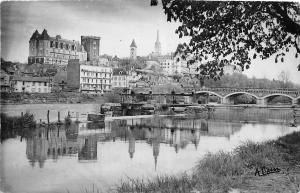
[
  {"left": 130, "top": 39, "right": 137, "bottom": 48},
  {"left": 130, "top": 39, "right": 137, "bottom": 60},
  {"left": 154, "top": 30, "right": 161, "bottom": 55}
]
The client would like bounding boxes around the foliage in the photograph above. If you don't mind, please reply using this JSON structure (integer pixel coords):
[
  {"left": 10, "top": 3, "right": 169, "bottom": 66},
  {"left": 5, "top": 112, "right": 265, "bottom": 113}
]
[
  {"left": 115, "top": 132, "right": 300, "bottom": 193},
  {"left": 202, "top": 73, "right": 299, "bottom": 89},
  {"left": 160, "top": 1, "right": 300, "bottom": 79},
  {"left": 104, "top": 92, "right": 122, "bottom": 103}
]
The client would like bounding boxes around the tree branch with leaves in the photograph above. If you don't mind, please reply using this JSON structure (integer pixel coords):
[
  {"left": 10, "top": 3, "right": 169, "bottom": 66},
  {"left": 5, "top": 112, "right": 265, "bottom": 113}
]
[{"left": 155, "top": 0, "right": 300, "bottom": 79}]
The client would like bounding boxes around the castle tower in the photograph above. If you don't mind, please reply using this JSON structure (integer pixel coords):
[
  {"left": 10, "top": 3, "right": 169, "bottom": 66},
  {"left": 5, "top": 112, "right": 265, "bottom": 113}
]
[
  {"left": 154, "top": 30, "right": 161, "bottom": 55},
  {"left": 81, "top": 36, "right": 101, "bottom": 61},
  {"left": 130, "top": 39, "right": 137, "bottom": 60}
]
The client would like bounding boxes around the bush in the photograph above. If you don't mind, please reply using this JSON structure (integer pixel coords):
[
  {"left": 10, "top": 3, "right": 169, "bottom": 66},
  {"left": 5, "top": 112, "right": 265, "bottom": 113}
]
[{"left": 104, "top": 92, "right": 121, "bottom": 103}]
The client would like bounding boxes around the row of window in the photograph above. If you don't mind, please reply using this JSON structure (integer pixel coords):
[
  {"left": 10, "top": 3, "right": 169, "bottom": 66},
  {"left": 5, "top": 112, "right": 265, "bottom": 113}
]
[
  {"left": 113, "top": 76, "right": 127, "bottom": 81},
  {"left": 81, "top": 72, "right": 112, "bottom": 78},
  {"left": 21, "top": 81, "right": 49, "bottom": 86},
  {"left": 81, "top": 78, "right": 111, "bottom": 84},
  {"left": 50, "top": 41, "right": 77, "bottom": 51},
  {"left": 81, "top": 85, "right": 111, "bottom": 90}
]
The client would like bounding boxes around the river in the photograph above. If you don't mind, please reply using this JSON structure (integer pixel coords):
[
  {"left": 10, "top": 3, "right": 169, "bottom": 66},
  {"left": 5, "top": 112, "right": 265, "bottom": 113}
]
[{"left": 1, "top": 104, "right": 300, "bottom": 193}]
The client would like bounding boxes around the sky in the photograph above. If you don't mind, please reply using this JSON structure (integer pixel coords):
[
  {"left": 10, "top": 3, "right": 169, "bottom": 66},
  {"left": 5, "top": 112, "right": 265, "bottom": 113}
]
[{"left": 1, "top": 0, "right": 299, "bottom": 84}]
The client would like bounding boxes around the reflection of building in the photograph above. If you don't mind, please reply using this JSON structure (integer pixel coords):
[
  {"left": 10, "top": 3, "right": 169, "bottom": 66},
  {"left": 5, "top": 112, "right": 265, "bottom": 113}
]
[
  {"left": 128, "top": 128, "right": 135, "bottom": 159},
  {"left": 26, "top": 130, "right": 48, "bottom": 168},
  {"left": 152, "top": 129, "right": 161, "bottom": 170},
  {"left": 78, "top": 137, "right": 98, "bottom": 161}
]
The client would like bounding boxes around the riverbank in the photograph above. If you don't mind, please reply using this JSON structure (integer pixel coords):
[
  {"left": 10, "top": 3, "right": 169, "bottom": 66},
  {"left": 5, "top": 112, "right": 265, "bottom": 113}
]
[
  {"left": 0, "top": 92, "right": 120, "bottom": 104},
  {"left": 113, "top": 131, "right": 300, "bottom": 193}
]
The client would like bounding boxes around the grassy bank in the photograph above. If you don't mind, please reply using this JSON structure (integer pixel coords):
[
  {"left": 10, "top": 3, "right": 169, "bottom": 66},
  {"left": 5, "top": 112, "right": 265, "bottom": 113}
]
[
  {"left": 114, "top": 131, "right": 300, "bottom": 193},
  {"left": 0, "top": 92, "right": 120, "bottom": 104}
]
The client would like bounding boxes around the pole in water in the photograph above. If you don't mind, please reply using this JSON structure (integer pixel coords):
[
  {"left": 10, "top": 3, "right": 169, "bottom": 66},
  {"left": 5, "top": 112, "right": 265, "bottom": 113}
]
[
  {"left": 47, "top": 110, "right": 50, "bottom": 124},
  {"left": 58, "top": 111, "right": 60, "bottom": 123}
]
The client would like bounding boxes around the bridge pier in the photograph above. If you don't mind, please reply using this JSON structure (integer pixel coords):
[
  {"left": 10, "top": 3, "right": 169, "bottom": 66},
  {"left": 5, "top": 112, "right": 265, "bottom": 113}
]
[
  {"left": 257, "top": 98, "right": 266, "bottom": 106},
  {"left": 221, "top": 97, "right": 234, "bottom": 105},
  {"left": 292, "top": 99, "right": 297, "bottom": 105}
]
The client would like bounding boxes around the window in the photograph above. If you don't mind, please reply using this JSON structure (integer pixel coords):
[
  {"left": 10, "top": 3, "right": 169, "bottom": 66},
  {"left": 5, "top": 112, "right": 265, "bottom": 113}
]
[
  {"left": 22, "top": 81, "right": 25, "bottom": 85},
  {"left": 66, "top": 44, "right": 69, "bottom": 50},
  {"left": 50, "top": 41, "right": 54, "bottom": 47},
  {"left": 60, "top": 43, "right": 63, "bottom": 49},
  {"left": 55, "top": 42, "right": 58, "bottom": 48},
  {"left": 71, "top": 45, "right": 75, "bottom": 51},
  {"left": 44, "top": 82, "right": 47, "bottom": 86}
]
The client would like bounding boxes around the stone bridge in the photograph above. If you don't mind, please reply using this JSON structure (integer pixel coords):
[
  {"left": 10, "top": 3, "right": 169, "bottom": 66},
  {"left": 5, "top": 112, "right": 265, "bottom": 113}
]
[{"left": 187, "top": 87, "right": 300, "bottom": 105}]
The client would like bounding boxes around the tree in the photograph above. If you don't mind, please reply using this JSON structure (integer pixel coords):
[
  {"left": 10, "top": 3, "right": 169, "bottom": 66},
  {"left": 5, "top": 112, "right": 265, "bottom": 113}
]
[
  {"left": 277, "top": 70, "right": 290, "bottom": 88},
  {"left": 154, "top": 1, "right": 300, "bottom": 79}
]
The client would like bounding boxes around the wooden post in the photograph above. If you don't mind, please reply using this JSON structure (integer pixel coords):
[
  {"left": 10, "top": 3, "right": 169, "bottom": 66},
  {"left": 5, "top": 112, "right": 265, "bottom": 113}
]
[
  {"left": 21, "top": 112, "right": 24, "bottom": 128},
  {"left": 47, "top": 110, "right": 50, "bottom": 124}
]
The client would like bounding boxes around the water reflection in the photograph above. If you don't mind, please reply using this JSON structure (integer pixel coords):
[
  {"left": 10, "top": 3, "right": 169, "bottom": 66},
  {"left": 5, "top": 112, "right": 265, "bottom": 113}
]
[
  {"left": 21, "top": 117, "right": 246, "bottom": 168},
  {"left": 2, "top": 113, "right": 300, "bottom": 193}
]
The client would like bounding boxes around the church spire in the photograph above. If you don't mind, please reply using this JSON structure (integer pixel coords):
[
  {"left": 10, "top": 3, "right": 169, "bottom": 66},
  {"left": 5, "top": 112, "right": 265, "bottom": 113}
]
[{"left": 154, "top": 30, "right": 161, "bottom": 55}]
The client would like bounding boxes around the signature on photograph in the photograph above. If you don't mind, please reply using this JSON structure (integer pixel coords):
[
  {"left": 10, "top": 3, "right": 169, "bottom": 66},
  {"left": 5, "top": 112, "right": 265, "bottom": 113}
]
[{"left": 254, "top": 166, "right": 281, "bottom": 176}]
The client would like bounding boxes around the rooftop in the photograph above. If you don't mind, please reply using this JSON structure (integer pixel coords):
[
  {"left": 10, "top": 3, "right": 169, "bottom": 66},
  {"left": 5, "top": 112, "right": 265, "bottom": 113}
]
[
  {"left": 113, "top": 68, "right": 127, "bottom": 76},
  {"left": 13, "top": 76, "right": 49, "bottom": 82},
  {"left": 130, "top": 39, "right": 137, "bottom": 48}
]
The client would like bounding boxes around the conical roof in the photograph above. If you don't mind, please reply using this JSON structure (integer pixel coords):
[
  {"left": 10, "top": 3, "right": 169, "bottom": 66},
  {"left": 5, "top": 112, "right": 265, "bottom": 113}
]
[
  {"left": 30, "top": 30, "right": 40, "bottom": 40},
  {"left": 130, "top": 39, "right": 137, "bottom": 48},
  {"left": 40, "top": 29, "right": 50, "bottom": 40}
]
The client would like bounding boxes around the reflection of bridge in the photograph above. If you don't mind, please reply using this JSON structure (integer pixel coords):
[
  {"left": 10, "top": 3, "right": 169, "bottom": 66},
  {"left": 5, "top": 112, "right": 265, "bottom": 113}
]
[{"left": 190, "top": 87, "right": 300, "bottom": 105}]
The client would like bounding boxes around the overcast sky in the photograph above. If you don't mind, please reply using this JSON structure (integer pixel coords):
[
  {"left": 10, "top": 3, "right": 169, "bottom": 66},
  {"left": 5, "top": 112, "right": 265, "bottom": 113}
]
[{"left": 1, "top": 0, "right": 299, "bottom": 83}]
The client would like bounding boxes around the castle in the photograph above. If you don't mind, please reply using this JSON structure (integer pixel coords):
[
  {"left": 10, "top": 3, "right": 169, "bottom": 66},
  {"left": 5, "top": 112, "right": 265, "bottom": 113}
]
[{"left": 28, "top": 29, "right": 100, "bottom": 68}]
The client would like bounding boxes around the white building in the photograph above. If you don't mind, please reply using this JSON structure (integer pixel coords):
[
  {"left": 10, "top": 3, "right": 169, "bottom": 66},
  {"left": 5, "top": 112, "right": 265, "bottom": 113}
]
[
  {"left": 223, "top": 64, "right": 242, "bottom": 75},
  {"left": 67, "top": 59, "right": 113, "bottom": 93},
  {"left": 12, "top": 76, "right": 52, "bottom": 93},
  {"left": 1, "top": 69, "right": 11, "bottom": 92},
  {"left": 112, "top": 68, "right": 129, "bottom": 88}
]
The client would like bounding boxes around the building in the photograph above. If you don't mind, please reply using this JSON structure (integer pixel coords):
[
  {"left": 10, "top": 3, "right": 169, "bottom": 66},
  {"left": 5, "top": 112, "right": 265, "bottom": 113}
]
[
  {"left": 223, "top": 64, "right": 242, "bottom": 75},
  {"left": 0, "top": 69, "right": 12, "bottom": 92},
  {"left": 81, "top": 36, "right": 101, "bottom": 61},
  {"left": 112, "top": 68, "right": 129, "bottom": 88},
  {"left": 67, "top": 59, "right": 112, "bottom": 93},
  {"left": 12, "top": 76, "right": 52, "bottom": 93},
  {"left": 28, "top": 29, "right": 87, "bottom": 68},
  {"left": 130, "top": 39, "right": 137, "bottom": 60}
]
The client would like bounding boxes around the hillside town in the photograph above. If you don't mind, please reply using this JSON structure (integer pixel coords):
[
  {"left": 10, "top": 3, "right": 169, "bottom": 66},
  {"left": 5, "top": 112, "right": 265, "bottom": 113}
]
[{"left": 1, "top": 29, "right": 241, "bottom": 95}]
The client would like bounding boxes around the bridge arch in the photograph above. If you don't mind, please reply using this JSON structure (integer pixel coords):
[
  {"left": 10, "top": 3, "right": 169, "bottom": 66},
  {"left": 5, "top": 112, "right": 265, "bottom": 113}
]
[
  {"left": 224, "top": 92, "right": 259, "bottom": 99},
  {"left": 195, "top": 91, "right": 222, "bottom": 99},
  {"left": 262, "top": 93, "right": 294, "bottom": 100}
]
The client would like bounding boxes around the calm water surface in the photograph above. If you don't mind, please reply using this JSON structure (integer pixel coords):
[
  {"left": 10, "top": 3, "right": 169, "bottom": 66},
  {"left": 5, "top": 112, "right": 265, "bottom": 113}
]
[{"left": 1, "top": 104, "right": 300, "bottom": 193}]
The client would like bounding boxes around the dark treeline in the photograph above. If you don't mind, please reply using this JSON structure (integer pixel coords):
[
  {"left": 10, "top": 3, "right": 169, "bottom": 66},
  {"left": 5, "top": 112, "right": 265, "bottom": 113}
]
[{"left": 203, "top": 73, "right": 300, "bottom": 89}]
